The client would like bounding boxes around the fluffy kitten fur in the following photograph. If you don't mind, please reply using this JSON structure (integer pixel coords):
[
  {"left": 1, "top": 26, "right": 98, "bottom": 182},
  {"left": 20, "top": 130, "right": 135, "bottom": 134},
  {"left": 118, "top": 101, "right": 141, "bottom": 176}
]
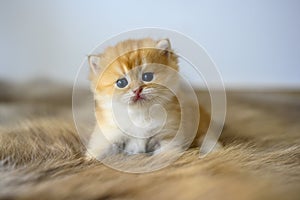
[{"left": 86, "top": 38, "right": 218, "bottom": 159}]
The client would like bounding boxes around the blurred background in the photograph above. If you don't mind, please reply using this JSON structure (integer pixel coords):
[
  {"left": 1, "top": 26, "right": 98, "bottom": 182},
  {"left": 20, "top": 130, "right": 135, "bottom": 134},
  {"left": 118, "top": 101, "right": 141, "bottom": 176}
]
[{"left": 0, "top": 0, "right": 299, "bottom": 89}]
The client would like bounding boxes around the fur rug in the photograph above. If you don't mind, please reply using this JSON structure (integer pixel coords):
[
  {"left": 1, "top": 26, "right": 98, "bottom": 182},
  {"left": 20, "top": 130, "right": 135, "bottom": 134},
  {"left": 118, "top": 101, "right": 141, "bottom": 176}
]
[{"left": 0, "top": 81, "right": 299, "bottom": 200}]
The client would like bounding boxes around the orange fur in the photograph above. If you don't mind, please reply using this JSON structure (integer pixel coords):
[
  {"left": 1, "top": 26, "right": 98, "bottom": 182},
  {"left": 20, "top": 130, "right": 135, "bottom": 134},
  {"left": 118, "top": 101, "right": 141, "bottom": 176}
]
[{"left": 86, "top": 38, "right": 215, "bottom": 159}]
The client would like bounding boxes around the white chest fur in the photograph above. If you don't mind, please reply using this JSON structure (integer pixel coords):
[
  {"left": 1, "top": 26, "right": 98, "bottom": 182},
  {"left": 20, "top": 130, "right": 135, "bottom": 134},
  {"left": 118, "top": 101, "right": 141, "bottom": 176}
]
[{"left": 114, "top": 103, "right": 167, "bottom": 139}]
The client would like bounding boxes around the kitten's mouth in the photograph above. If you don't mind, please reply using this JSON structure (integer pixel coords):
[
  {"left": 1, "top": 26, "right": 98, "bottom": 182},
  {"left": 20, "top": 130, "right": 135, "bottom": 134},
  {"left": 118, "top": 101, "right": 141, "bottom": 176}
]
[
  {"left": 132, "top": 87, "right": 146, "bottom": 103},
  {"left": 132, "top": 93, "right": 145, "bottom": 102}
]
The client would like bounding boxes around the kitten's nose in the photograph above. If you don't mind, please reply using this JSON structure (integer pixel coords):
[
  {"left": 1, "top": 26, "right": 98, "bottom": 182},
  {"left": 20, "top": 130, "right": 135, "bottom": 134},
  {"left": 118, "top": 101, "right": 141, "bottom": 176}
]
[{"left": 133, "top": 87, "right": 143, "bottom": 95}]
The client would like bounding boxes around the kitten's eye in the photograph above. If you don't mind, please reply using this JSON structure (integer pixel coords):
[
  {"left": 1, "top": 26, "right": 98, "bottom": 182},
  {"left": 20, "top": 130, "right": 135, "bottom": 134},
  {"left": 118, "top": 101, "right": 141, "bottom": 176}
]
[
  {"left": 116, "top": 78, "right": 128, "bottom": 88},
  {"left": 142, "top": 72, "right": 154, "bottom": 82}
]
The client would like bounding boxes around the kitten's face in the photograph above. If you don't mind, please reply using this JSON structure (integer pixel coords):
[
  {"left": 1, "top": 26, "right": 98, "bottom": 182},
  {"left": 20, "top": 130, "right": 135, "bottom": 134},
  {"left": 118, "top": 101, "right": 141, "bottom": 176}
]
[
  {"left": 107, "top": 62, "right": 177, "bottom": 106},
  {"left": 89, "top": 39, "right": 179, "bottom": 107}
]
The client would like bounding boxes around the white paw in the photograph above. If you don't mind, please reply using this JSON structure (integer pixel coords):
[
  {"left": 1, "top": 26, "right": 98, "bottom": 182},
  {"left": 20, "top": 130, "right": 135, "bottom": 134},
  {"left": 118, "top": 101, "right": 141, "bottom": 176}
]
[{"left": 124, "top": 139, "right": 147, "bottom": 155}]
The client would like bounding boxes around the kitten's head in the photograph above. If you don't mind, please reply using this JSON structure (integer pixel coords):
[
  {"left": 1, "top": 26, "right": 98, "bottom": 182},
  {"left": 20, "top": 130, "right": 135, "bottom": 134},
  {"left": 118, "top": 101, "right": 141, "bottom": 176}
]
[{"left": 89, "top": 38, "right": 179, "bottom": 106}]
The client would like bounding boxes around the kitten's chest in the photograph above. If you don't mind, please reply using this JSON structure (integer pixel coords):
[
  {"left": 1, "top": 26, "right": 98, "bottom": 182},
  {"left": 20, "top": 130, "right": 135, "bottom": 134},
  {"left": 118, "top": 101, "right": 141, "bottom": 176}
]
[{"left": 122, "top": 106, "right": 166, "bottom": 138}]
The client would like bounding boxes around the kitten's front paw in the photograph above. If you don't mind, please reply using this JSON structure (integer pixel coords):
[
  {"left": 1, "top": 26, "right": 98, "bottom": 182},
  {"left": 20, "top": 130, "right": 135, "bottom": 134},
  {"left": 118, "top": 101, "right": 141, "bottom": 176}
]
[
  {"left": 146, "top": 138, "right": 161, "bottom": 155},
  {"left": 85, "top": 142, "right": 125, "bottom": 160}
]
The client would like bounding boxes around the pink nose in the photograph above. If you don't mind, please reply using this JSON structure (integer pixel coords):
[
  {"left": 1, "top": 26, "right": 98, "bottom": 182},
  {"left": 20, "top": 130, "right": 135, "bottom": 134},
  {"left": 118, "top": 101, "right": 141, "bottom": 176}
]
[{"left": 133, "top": 87, "right": 143, "bottom": 95}]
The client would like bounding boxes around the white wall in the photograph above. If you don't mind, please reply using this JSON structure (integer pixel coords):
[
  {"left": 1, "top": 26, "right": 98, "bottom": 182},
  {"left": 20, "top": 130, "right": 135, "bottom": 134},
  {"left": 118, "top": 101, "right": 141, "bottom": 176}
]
[{"left": 0, "top": 0, "right": 299, "bottom": 88}]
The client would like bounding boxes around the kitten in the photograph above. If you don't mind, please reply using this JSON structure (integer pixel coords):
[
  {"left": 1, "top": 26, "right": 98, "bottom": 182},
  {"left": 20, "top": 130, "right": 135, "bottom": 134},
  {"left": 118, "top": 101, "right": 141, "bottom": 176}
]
[{"left": 85, "top": 38, "right": 221, "bottom": 159}]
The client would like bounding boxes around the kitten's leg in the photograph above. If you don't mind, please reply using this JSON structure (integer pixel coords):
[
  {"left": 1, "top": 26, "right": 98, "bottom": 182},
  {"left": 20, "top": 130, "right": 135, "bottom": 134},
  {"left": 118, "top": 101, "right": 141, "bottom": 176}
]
[
  {"left": 145, "top": 137, "right": 161, "bottom": 155},
  {"left": 149, "top": 136, "right": 182, "bottom": 155},
  {"left": 124, "top": 138, "right": 148, "bottom": 155},
  {"left": 85, "top": 129, "right": 125, "bottom": 160}
]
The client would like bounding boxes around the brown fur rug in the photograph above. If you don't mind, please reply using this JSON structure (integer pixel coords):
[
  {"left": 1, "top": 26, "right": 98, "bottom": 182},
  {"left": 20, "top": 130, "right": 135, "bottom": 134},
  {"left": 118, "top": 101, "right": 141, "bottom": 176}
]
[{"left": 0, "top": 81, "right": 299, "bottom": 200}]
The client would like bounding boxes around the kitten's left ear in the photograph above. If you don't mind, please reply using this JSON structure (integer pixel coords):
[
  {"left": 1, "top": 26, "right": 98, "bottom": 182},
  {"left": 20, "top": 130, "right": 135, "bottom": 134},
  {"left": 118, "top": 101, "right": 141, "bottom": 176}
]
[
  {"left": 156, "top": 39, "right": 171, "bottom": 56},
  {"left": 88, "top": 55, "right": 101, "bottom": 75}
]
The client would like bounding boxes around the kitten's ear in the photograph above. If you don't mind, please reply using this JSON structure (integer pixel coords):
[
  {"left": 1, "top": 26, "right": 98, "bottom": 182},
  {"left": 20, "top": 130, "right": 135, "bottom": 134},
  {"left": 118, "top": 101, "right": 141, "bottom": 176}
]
[
  {"left": 88, "top": 55, "right": 101, "bottom": 75},
  {"left": 156, "top": 39, "right": 171, "bottom": 56}
]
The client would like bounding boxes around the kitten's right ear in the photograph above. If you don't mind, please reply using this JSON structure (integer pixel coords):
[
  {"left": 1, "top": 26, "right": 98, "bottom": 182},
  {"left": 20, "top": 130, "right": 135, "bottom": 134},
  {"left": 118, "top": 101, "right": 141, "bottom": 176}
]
[
  {"left": 156, "top": 39, "right": 171, "bottom": 50},
  {"left": 88, "top": 55, "right": 101, "bottom": 75}
]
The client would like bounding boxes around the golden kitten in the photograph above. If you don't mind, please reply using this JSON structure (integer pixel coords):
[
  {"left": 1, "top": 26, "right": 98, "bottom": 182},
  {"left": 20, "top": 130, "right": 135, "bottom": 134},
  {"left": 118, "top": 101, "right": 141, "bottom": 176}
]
[{"left": 86, "top": 38, "right": 220, "bottom": 159}]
